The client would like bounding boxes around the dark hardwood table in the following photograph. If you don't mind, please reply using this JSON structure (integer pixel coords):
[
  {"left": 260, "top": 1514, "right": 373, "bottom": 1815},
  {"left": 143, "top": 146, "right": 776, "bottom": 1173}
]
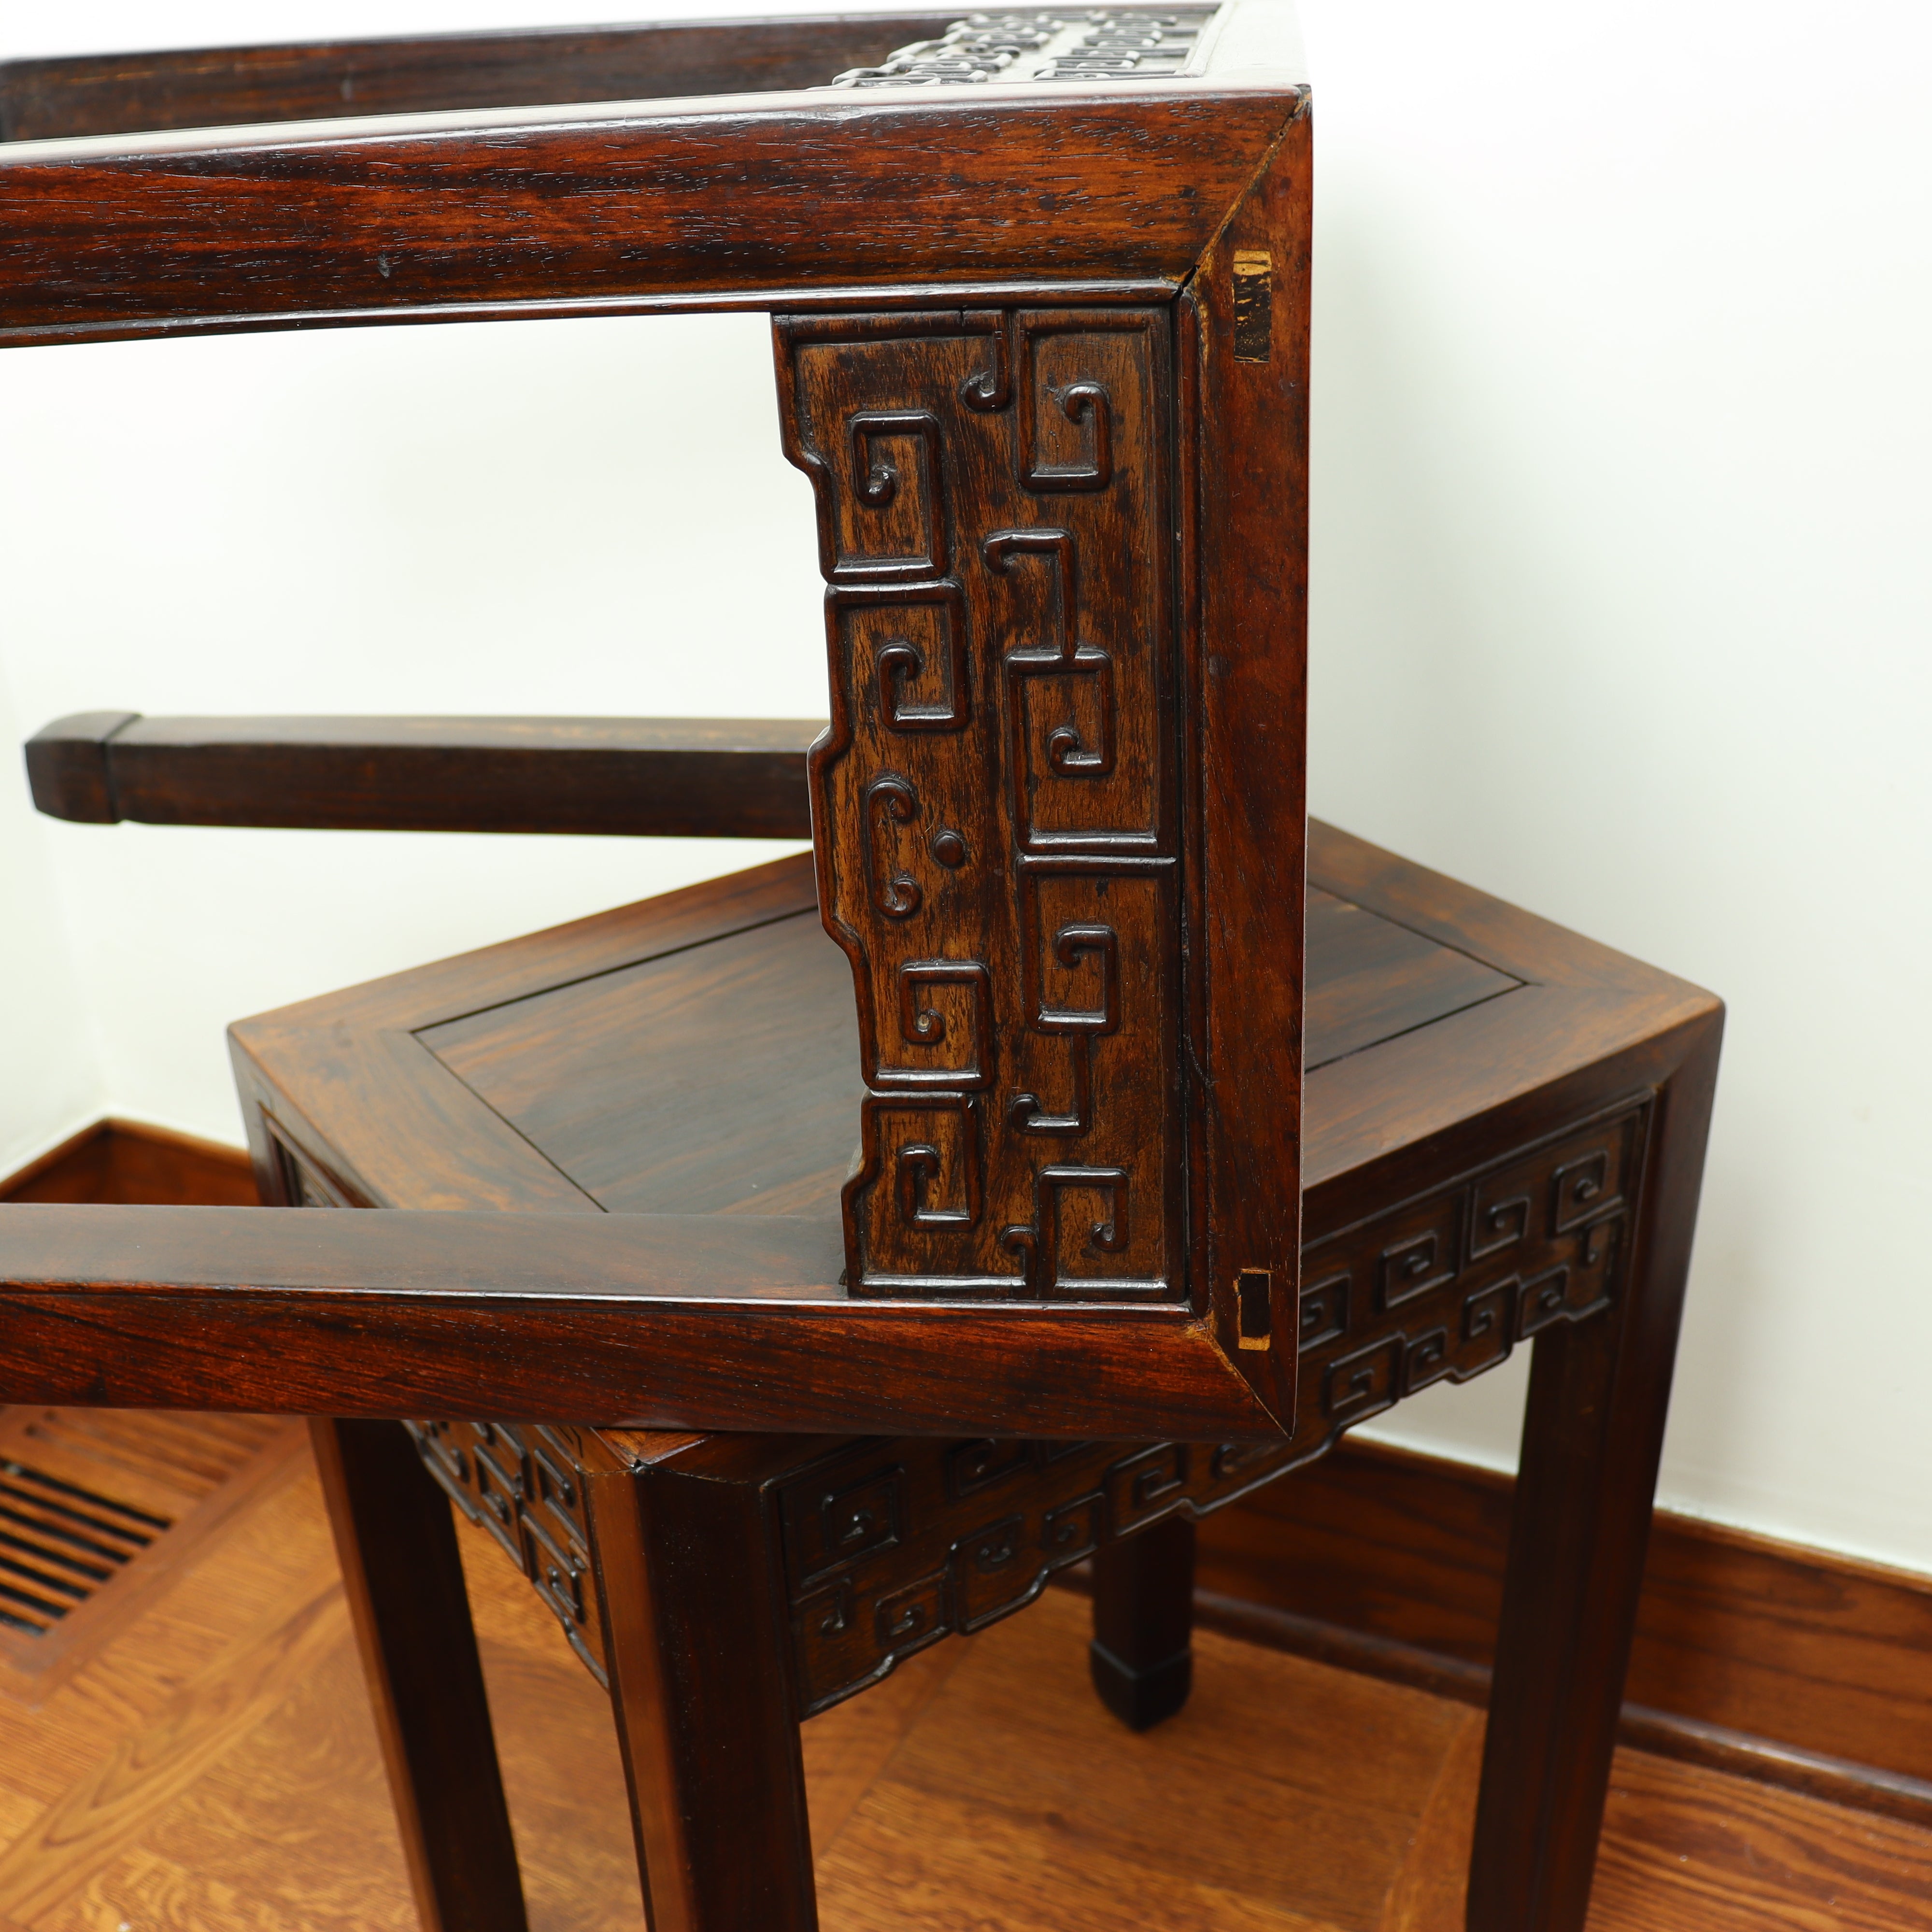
[{"left": 222, "top": 819, "right": 1720, "bottom": 1932}]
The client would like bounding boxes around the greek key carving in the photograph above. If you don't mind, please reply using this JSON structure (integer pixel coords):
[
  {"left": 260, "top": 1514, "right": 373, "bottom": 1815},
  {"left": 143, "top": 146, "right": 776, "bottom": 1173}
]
[
  {"left": 781, "top": 1101, "right": 1650, "bottom": 1716},
  {"left": 838, "top": 579, "right": 971, "bottom": 732},
  {"left": 841, "top": 409, "right": 947, "bottom": 581},
  {"left": 1295, "top": 1102, "right": 1649, "bottom": 1454},
  {"left": 885, "top": 960, "right": 993, "bottom": 1089},
  {"left": 408, "top": 1114, "right": 1651, "bottom": 1710},
  {"left": 781, "top": 306, "right": 1179, "bottom": 1298},
  {"left": 1000, "top": 1164, "right": 1130, "bottom": 1294},
  {"left": 781, "top": 1426, "right": 1297, "bottom": 1716},
  {"left": 406, "top": 1420, "right": 607, "bottom": 1686}
]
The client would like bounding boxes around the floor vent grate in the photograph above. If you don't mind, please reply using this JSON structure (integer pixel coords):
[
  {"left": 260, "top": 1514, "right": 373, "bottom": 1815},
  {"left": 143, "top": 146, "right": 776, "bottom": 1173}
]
[{"left": 0, "top": 1457, "right": 171, "bottom": 1636}]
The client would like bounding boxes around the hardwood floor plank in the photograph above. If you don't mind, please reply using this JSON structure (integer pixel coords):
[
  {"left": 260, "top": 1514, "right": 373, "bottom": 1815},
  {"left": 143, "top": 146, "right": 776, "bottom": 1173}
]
[
  {"left": 125, "top": 1638, "right": 414, "bottom": 1932},
  {"left": 466, "top": 1642, "right": 645, "bottom": 1932},
  {"left": 1199, "top": 1441, "right": 1932, "bottom": 1792},
  {"left": 0, "top": 1796, "right": 42, "bottom": 1869},
  {"left": 804, "top": 1639, "right": 973, "bottom": 1859},
  {"left": 820, "top": 1796, "right": 1342, "bottom": 1932},
  {"left": 1375, "top": 1708, "right": 1483, "bottom": 1932},
  {"left": 926, "top": 1590, "right": 1459, "bottom": 1819},
  {"left": 8, "top": 1460, "right": 336, "bottom": 1738},
  {"left": 1590, "top": 1751, "right": 1932, "bottom": 1932},
  {"left": 819, "top": 1591, "right": 1441, "bottom": 1932},
  {"left": 0, "top": 1572, "right": 344, "bottom": 1923},
  {"left": 452, "top": 1519, "right": 647, "bottom": 1932},
  {"left": 0, "top": 1417, "right": 308, "bottom": 1708},
  {"left": 46, "top": 1847, "right": 315, "bottom": 1932}
]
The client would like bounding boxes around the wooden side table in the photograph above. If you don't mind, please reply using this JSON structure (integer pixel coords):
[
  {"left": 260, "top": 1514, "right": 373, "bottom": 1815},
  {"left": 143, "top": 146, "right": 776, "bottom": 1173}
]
[{"left": 231, "top": 823, "right": 1719, "bottom": 1932}]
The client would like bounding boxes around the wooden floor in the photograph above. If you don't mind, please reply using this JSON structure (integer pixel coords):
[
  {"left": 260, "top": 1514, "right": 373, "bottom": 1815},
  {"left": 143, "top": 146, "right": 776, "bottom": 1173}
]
[{"left": 0, "top": 1427, "right": 1926, "bottom": 1932}]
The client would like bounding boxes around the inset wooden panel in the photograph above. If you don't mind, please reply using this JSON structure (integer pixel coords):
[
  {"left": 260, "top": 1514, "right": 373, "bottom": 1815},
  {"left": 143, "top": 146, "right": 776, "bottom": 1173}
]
[
  {"left": 401, "top": 873, "right": 1533, "bottom": 1238},
  {"left": 1304, "top": 888, "right": 1520, "bottom": 1071},
  {"left": 419, "top": 909, "right": 863, "bottom": 1217}
]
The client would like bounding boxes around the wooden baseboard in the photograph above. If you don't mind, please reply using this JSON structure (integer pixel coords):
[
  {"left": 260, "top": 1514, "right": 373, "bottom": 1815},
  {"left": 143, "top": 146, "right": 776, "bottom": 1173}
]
[
  {"left": 1, "top": 1117, "right": 256, "bottom": 1206},
  {"left": 1179, "top": 1437, "right": 1932, "bottom": 1826}
]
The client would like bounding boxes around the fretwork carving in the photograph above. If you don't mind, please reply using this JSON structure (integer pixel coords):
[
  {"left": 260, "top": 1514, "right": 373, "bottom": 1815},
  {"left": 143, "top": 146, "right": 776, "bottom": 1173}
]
[
  {"left": 818, "top": 10, "right": 1213, "bottom": 90},
  {"left": 781, "top": 308, "right": 1180, "bottom": 1298},
  {"left": 406, "top": 1420, "right": 608, "bottom": 1686},
  {"left": 410, "top": 1108, "right": 1649, "bottom": 1710},
  {"left": 780, "top": 1101, "right": 1650, "bottom": 1715},
  {"left": 1298, "top": 1103, "right": 1649, "bottom": 1450}
]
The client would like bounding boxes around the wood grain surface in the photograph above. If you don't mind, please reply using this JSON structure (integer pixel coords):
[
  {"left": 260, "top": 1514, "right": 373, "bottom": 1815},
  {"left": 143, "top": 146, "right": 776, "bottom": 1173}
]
[
  {"left": 1202, "top": 1437, "right": 1932, "bottom": 1798},
  {"left": 0, "top": 829, "right": 1715, "bottom": 1440},
  {"left": 26, "top": 713, "right": 819, "bottom": 838},
  {"left": 0, "top": 1231, "right": 1279, "bottom": 1439},
  {"left": 779, "top": 304, "right": 1194, "bottom": 1303},
  {"left": 1182, "top": 108, "right": 1313, "bottom": 1420},
  {"left": 0, "top": 1406, "right": 303, "bottom": 1704}
]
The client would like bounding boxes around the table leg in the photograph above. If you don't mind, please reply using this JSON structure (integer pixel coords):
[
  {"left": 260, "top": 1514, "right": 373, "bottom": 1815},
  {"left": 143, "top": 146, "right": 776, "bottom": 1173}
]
[
  {"left": 1467, "top": 1020, "right": 1722, "bottom": 1931},
  {"left": 311, "top": 1418, "right": 528, "bottom": 1932},
  {"left": 1090, "top": 1510, "right": 1197, "bottom": 1731},
  {"left": 587, "top": 1451, "right": 817, "bottom": 1932}
]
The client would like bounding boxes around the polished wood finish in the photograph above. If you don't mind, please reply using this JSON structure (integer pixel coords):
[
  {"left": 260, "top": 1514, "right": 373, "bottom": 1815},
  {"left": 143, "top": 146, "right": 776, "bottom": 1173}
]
[
  {"left": 1090, "top": 1514, "right": 1196, "bottom": 1731},
  {"left": 1, "top": 1443, "right": 1926, "bottom": 1932},
  {"left": 780, "top": 306, "right": 1198, "bottom": 1304},
  {"left": 26, "top": 713, "right": 818, "bottom": 838},
  {"left": 310, "top": 1419, "right": 527, "bottom": 1932},
  {"left": 0, "top": 13, "right": 1324, "bottom": 1437},
  {"left": 0, "top": 88, "right": 1293, "bottom": 345},
  {"left": 0, "top": 817, "right": 1720, "bottom": 1924},
  {"left": 1, "top": 1118, "right": 256, "bottom": 1207},
  {"left": 0, "top": 1201, "right": 1279, "bottom": 1436},
  {"left": 589, "top": 1435, "right": 817, "bottom": 1932},
  {"left": 0, "top": 828, "right": 1716, "bottom": 1446},
  {"left": 1183, "top": 108, "right": 1312, "bottom": 1407},
  {"left": 0, "top": 15, "right": 955, "bottom": 143}
]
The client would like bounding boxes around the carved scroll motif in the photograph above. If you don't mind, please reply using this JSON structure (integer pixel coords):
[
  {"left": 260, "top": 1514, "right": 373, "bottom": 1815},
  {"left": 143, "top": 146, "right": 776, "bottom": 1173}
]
[
  {"left": 405, "top": 1109, "right": 1648, "bottom": 1709},
  {"left": 780, "top": 308, "right": 1179, "bottom": 1297},
  {"left": 406, "top": 1420, "right": 608, "bottom": 1686},
  {"left": 780, "top": 1101, "right": 1650, "bottom": 1715}
]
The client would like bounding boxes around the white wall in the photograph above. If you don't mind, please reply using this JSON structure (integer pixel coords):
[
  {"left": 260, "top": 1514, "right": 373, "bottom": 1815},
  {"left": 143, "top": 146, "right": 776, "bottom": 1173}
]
[
  {"left": 1, "top": 2, "right": 1927, "bottom": 1575},
  {"left": 0, "top": 2, "right": 911, "bottom": 1153},
  {"left": 1296, "top": 0, "right": 1932, "bottom": 1575},
  {"left": 1, "top": 313, "right": 824, "bottom": 1141}
]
